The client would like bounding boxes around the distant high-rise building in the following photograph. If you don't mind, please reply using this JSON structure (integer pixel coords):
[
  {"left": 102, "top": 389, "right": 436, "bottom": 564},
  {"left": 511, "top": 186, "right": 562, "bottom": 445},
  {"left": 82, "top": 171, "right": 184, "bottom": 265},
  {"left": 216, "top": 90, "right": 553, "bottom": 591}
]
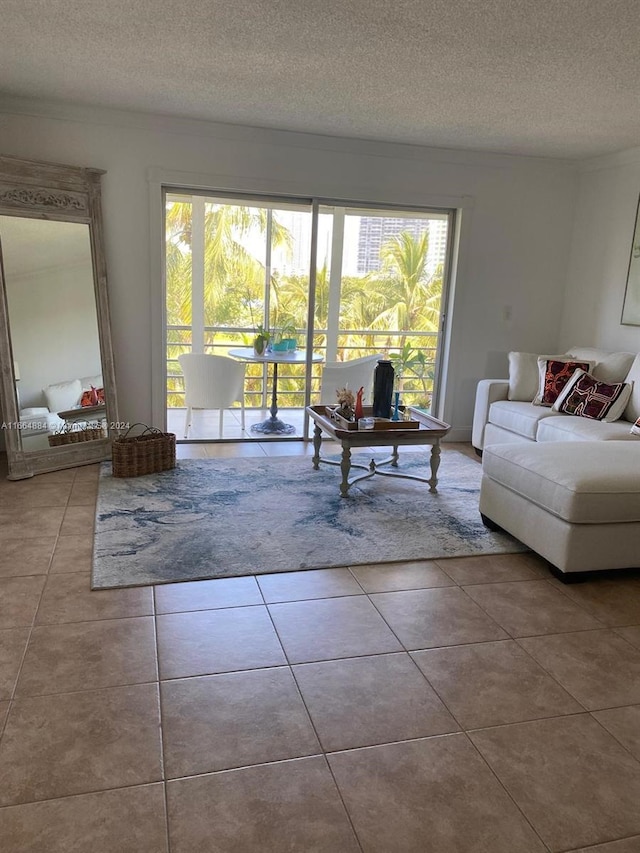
[
  {"left": 426, "top": 219, "right": 448, "bottom": 274},
  {"left": 356, "top": 216, "right": 447, "bottom": 275}
]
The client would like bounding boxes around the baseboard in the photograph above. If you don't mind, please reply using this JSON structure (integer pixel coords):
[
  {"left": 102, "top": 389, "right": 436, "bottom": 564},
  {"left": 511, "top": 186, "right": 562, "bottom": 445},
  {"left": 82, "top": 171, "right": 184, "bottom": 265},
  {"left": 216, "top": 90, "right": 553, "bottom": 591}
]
[{"left": 443, "top": 427, "right": 472, "bottom": 443}]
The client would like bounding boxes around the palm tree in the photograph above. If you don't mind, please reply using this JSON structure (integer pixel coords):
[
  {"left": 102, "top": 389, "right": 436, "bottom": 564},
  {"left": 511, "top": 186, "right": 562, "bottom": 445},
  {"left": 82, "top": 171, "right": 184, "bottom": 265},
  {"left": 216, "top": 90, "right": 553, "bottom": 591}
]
[
  {"left": 165, "top": 199, "right": 293, "bottom": 406},
  {"left": 334, "top": 231, "right": 443, "bottom": 407},
  {"left": 374, "top": 231, "right": 442, "bottom": 347},
  {"left": 166, "top": 200, "right": 293, "bottom": 329}
]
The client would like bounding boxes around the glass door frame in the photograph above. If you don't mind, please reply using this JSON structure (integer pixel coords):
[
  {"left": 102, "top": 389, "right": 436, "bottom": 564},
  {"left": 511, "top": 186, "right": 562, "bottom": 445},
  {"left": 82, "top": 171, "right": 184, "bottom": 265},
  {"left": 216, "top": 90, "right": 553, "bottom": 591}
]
[{"left": 160, "top": 186, "right": 457, "bottom": 441}]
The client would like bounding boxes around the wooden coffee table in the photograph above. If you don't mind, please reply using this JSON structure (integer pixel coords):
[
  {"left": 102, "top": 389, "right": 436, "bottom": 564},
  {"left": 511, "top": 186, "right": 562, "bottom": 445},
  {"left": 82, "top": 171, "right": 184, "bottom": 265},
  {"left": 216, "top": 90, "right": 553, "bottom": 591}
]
[{"left": 306, "top": 405, "right": 451, "bottom": 497}]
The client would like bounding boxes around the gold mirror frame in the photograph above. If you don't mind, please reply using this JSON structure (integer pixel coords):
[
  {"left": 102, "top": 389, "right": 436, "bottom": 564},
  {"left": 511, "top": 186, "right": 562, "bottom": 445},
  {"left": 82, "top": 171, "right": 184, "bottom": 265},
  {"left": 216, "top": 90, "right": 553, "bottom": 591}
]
[{"left": 0, "top": 155, "right": 119, "bottom": 479}]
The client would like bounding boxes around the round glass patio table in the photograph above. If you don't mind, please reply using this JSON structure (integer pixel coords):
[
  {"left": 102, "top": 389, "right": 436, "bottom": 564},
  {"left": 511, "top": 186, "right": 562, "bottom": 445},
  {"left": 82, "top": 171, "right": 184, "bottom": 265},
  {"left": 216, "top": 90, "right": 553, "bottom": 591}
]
[{"left": 228, "top": 347, "right": 323, "bottom": 435}]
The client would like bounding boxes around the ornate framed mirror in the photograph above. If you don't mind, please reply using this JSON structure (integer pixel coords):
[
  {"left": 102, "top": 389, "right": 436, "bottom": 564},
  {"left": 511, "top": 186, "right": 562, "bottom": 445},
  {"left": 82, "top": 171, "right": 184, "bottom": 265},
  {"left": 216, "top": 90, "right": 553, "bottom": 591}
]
[
  {"left": 0, "top": 155, "right": 119, "bottom": 479},
  {"left": 622, "top": 192, "right": 640, "bottom": 325}
]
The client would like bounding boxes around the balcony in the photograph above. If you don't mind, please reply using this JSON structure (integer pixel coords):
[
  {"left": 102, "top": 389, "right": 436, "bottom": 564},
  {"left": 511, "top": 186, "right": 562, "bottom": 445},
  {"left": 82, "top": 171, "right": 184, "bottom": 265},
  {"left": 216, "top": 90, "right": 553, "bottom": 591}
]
[{"left": 167, "top": 325, "right": 438, "bottom": 442}]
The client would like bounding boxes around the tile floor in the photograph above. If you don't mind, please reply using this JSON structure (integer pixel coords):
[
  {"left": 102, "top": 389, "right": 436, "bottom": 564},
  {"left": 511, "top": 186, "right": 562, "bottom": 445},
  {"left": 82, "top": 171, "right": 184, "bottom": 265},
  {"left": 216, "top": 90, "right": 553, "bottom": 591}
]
[
  {"left": 1, "top": 443, "right": 640, "bottom": 851},
  {"left": 167, "top": 406, "right": 309, "bottom": 442}
]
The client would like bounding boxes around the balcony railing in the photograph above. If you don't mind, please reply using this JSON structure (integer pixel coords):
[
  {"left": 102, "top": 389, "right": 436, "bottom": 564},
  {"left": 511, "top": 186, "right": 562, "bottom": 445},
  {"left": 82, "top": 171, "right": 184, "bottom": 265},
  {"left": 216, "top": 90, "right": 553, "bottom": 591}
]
[{"left": 166, "top": 325, "right": 438, "bottom": 411}]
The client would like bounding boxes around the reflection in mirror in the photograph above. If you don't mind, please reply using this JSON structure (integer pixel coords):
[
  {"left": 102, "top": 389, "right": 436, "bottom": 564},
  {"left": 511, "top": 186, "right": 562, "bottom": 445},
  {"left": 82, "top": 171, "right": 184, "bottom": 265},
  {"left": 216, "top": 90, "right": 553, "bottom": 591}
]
[
  {"left": 622, "top": 193, "right": 640, "bottom": 325},
  {"left": 0, "top": 216, "right": 105, "bottom": 453},
  {"left": 0, "top": 154, "right": 118, "bottom": 480}
]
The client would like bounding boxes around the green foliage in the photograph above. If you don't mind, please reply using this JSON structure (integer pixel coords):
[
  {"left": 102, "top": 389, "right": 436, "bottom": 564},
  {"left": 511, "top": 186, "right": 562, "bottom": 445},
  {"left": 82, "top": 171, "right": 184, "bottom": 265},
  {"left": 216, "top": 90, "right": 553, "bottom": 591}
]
[
  {"left": 253, "top": 324, "right": 271, "bottom": 341},
  {"left": 389, "top": 343, "right": 435, "bottom": 408},
  {"left": 166, "top": 206, "right": 444, "bottom": 411}
]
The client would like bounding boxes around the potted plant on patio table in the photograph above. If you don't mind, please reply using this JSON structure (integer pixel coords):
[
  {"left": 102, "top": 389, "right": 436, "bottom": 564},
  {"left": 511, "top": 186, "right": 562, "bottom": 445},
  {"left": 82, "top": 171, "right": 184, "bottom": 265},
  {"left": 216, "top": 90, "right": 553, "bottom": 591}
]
[{"left": 253, "top": 324, "right": 271, "bottom": 356}]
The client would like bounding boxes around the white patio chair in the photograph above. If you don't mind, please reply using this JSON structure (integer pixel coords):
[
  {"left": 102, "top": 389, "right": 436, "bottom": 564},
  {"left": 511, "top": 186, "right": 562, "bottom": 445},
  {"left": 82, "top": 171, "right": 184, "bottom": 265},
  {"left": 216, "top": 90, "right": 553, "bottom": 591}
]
[
  {"left": 178, "top": 353, "right": 246, "bottom": 438},
  {"left": 319, "top": 354, "right": 380, "bottom": 406}
]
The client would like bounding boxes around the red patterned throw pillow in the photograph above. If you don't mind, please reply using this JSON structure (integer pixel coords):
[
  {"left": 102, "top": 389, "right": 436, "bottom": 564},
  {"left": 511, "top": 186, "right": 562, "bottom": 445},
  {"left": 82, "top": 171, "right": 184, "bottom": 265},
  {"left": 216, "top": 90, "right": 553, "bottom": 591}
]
[
  {"left": 533, "top": 359, "right": 592, "bottom": 407},
  {"left": 553, "top": 369, "right": 632, "bottom": 422},
  {"left": 80, "top": 386, "right": 105, "bottom": 407},
  {"left": 631, "top": 417, "right": 640, "bottom": 436}
]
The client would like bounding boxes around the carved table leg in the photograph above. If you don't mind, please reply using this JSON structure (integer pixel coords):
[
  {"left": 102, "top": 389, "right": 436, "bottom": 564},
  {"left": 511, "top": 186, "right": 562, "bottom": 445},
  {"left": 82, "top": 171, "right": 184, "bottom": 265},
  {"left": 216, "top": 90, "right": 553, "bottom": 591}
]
[
  {"left": 340, "top": 444, "right": 352, "bottom": 498},
  {"left": 312, "top": 424, "right": 322, "bottom": 470},
  {"left": 391, "top": 444, "right": 399, "bottom": 467},
  {"left": 428, "top": 441, "right": 441, "bottom": 493}
]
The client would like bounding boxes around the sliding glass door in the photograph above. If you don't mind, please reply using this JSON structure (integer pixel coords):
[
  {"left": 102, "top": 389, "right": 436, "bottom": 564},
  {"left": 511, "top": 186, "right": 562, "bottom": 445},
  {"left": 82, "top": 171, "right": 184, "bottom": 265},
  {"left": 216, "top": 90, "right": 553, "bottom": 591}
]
[
  {"left": 314, "top": 205, "right": 450, "bottom": 412},
  {"left": 164, "top": 191, "right": 454, "bottom": 441}
]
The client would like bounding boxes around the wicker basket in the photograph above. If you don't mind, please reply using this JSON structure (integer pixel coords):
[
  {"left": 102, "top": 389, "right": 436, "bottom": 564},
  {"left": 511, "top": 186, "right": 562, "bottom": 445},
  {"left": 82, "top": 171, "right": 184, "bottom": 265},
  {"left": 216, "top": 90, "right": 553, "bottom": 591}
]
[
  {"left": 48, "top": 426, "right": 105, "bottom": 447},
  {"left": 111, "top": 424, "right": 176, "bottom": 478}
]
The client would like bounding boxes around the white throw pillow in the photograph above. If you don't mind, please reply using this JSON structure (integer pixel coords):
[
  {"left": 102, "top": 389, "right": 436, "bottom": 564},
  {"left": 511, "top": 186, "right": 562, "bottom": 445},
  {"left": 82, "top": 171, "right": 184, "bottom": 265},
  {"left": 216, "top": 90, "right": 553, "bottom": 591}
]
[
  {"left": 44, "top": 379, "right": 82, "bottom": 413},
  {"left": 80, "top": 374, "right": 103, "bottom": 391},
  {"left": 566, "top": 347, "right": 636, "bottom": 384},
  {"left": 630, "top": 417, "right": 640, "bottom": 436},
  {"left": 507, "top": 352, "right": 565, "bottom": 401},
  {"left": 623, "top": 354, "right": 640, "bottom": 423}
]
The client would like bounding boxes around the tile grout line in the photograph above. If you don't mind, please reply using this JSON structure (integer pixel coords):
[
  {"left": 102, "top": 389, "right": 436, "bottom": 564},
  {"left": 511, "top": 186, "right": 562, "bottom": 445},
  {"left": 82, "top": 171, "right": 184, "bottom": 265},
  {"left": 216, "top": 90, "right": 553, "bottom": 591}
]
[
  {"left": 357, "top": 586, "right": 588, "bottom": 738},
  {"left": 463, "top": 730, "right": 555, "bottom": 853},
  {"left": 456, "top": 580, "right": 610, "bottom": 641},
  {"left": 0, "top": 780, "right": 168, "bottom": 812},
  {"left": 511, "top": 636, "right": 592, "bottom": 713},
  {"left": 556, "top": 831, "right": 640, "bottom": 853},
  {"left": 0, "top": 509, "right": 67, "bottom": 743},
  {"left": 586, "top": 711, "right": 640, "bottom": 770},
  {"left": 538, "top": 576, "right": 612, "bottom": 627},
  {"left": 262, "top": 594, "right": 367, "bottom": 853},
  {"left": 152, "top": 586, "right": 173, "bottom": 853},
  {"left": 0, "top": 492, "right": 69, "bottom": 730},
  {"left": 5, "top": 464, "right": 91, "bottom": 688}
]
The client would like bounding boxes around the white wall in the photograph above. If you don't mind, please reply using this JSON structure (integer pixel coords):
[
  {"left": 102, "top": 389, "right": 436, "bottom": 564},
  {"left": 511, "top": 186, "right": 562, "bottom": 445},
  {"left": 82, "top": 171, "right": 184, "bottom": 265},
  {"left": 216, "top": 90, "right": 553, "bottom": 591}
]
[
  {"left": 0, "top": 98, "right": 580, "bottom": 438},
  {"left": 559, "top": 147, "right": 640, "bottom": 354},
  {"left": 6, "top": 262, "right": 101, "bottom": 409}
]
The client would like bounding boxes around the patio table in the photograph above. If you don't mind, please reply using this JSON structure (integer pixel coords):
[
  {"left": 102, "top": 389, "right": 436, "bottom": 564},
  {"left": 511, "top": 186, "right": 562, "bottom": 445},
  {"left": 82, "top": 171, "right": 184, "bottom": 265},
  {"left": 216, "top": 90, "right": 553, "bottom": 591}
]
[{"left": 228, "top": 347, "right": 323, "bottom": 435}]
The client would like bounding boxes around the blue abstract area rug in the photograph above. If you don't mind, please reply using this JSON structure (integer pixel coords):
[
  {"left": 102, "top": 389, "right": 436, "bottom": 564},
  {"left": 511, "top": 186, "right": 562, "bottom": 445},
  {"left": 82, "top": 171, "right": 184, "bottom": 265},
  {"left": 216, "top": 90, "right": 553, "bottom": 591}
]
[{"left": 92, "top": 451, "right": 527, "bottom": 589}]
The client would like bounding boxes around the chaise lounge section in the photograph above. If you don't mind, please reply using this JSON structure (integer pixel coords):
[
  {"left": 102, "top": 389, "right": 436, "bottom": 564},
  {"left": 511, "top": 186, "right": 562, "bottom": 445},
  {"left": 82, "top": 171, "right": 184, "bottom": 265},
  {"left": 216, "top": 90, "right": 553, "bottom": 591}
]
[
  {"left": 480, "top": 441, "right": 640, "bottom": 578},
  {"left": 474, "top": 346, "right": 640, "bottom": 577}
]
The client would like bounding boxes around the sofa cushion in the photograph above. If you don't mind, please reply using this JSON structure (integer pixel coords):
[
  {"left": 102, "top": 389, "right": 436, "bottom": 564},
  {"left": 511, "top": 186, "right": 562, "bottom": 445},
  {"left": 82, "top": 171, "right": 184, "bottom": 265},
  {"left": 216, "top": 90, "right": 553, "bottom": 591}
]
[
  {"left": 19, "top": 407, "right": 49, "bottom": 417},
  {"left": 566, "top": 348, "right": 636, "bottom": 384},
  {"left": 482, "top": 442, "right": 640, "bottom": 524},
  {"left": 552, "top": 370, "right": 633, "bottom": 422},
  {"left": 623, "top": 354, "right": 640, "bottom": 423},
  {"left": 533, "top": 358, "right": 594, "bottom": 406},
  {"left": 507, "top": 352, "right": 565, "bottom": 401},
  {"left": 537, "top": 415, "right": 639, "bottom": 442},
  {"left": 43, "top": 379, "right": 82, "bottom": 413},
  {"left": 18, "top": 411, "right": 65, "bottom": 435},
  {"left": 489, "top": 400, "right": 557, "bottom": 440}
]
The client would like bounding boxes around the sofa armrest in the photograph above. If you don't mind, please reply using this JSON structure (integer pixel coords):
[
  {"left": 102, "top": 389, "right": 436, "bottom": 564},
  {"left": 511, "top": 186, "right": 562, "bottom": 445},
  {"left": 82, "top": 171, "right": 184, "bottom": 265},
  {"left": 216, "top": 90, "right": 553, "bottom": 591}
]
[{"left": 472, "top": 379, "right": 509, "bottom": 450}]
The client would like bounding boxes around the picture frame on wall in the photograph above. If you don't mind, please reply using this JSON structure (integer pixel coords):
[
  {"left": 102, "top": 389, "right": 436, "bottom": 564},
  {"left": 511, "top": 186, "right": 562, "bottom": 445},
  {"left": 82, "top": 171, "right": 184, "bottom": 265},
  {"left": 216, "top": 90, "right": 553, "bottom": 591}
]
[{"left": 621, "top": 192, "right": 640, "bottom": 325}]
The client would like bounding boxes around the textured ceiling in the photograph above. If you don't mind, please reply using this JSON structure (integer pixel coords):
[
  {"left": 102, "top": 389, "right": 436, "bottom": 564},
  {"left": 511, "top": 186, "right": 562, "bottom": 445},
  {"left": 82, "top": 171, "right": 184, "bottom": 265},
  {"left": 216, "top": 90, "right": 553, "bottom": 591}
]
[{"left": 1, "top": 0, "right": 639, "bottom": 159}]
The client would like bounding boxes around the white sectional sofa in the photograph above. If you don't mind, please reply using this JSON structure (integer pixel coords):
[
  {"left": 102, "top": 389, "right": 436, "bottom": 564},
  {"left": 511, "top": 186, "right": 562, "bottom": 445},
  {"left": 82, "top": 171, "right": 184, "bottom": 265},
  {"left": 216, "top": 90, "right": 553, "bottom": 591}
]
[
  {"left": 472, "top": 347, "right": 640, "bottom": 451},
  {"left": 473, "top": 347, "right": 640, "bottom": 579}
]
